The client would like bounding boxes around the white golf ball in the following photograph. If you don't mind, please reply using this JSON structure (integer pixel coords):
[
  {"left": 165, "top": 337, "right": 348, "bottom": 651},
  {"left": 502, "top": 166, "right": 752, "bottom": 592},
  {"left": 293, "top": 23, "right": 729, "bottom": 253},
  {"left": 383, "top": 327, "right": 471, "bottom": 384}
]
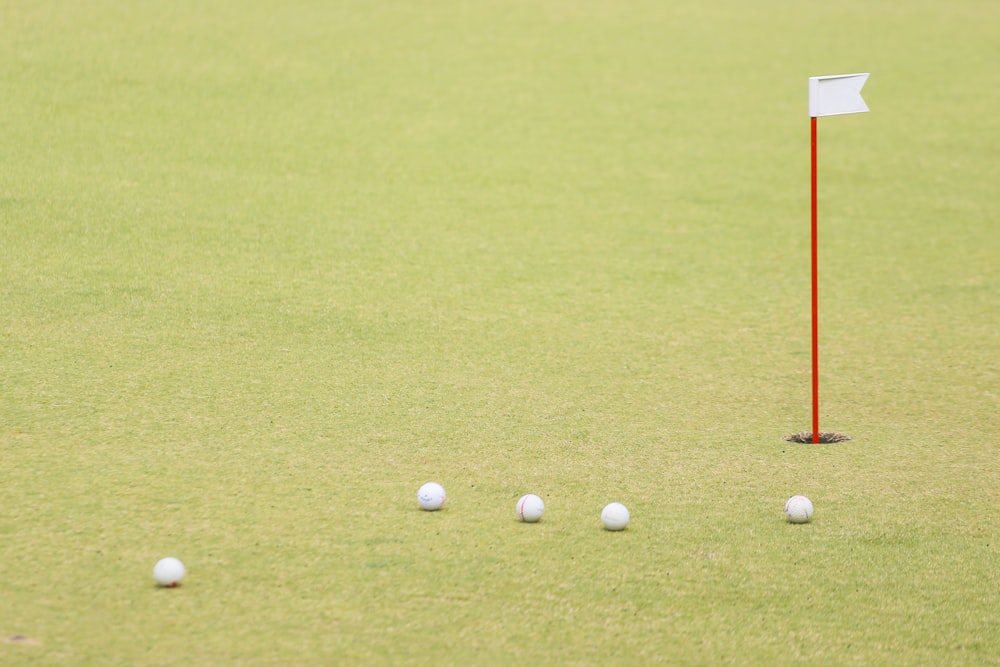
[
  {"left": 784, "top": 495, "right": 815, "bottom": 524},
  {"left": 601, "top": 502, "right": 630, "bottom": 531},
  {"left": 417, "top": 482, "right": 446, "bottom": 511},
  {"left": 516, "top": 494, "right": 545, "bottom": 522},
  {"left": 153, "top": 557, "right": 186, "bottom": 587}
]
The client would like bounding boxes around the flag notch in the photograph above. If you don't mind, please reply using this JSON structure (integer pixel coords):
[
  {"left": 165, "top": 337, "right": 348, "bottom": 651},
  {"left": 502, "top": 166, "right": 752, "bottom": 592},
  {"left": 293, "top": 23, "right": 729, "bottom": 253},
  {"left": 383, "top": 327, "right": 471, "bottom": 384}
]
[{"left": 809, "top": 73, "right": 869, "bottom": 118}]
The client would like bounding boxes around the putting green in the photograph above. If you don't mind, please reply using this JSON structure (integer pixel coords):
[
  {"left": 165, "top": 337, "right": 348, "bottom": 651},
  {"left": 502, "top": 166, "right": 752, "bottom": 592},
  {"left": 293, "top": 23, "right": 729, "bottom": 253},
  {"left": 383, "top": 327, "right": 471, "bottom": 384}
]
[{"left": 1, "top": 1, "right": 997, "bottom": 664}]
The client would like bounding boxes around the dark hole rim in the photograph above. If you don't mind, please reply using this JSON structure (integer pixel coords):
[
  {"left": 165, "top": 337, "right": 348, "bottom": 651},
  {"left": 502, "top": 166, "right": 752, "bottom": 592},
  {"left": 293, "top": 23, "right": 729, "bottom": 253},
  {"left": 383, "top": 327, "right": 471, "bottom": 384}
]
[{"left": 783, "top": 431, "right": 853, "bottom": 444}]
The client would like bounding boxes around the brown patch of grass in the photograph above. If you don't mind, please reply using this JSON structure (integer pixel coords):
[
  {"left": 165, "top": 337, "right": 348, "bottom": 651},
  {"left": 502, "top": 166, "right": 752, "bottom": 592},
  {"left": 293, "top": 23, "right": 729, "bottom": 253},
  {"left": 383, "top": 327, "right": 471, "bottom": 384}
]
[{"left": 3, "top": 635, "right": 41, "bottom": 646}]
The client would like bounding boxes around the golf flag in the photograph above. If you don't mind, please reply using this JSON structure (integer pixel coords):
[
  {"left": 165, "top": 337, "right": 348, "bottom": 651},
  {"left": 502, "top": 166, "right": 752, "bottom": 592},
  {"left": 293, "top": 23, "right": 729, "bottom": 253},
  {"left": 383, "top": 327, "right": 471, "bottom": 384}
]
[
  {"left": 809, "top": 73, "right": 869, "bottom": 117},
  {"left": 805, "top": 72, "right": 870, "bottom": 444}
]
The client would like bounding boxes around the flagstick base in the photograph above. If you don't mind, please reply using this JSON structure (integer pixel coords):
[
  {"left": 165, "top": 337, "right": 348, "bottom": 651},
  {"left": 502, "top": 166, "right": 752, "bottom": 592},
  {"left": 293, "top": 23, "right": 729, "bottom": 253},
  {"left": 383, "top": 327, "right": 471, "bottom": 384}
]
[{"left": 783, "top": 431, "right": 853, "bottom": 444}]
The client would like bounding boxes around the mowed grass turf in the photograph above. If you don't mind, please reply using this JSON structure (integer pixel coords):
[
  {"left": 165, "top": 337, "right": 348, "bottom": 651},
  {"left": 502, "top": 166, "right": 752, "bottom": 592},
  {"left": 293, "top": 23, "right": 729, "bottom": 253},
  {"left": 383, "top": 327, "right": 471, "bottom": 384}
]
[{"left": 1, "top": 0, "right": 997, "bottom": 664}]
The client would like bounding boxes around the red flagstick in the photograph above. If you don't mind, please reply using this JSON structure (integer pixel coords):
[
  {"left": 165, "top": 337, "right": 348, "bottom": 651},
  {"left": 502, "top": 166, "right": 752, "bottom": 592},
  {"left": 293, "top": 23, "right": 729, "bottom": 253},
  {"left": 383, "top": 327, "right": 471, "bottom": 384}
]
[
  {"left": 805, "top": 73, "right": 869, "bottom": 444},
  {"left": 810, "top": 116, "right": 820, "bottom": 444}
]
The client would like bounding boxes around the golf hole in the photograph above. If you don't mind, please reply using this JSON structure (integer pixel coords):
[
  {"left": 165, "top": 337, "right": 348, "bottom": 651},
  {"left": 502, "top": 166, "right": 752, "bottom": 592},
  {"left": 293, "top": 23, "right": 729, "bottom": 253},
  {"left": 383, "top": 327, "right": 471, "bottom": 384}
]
[{"left": 783, "top": 431, "right": 853, "bottom": 444}]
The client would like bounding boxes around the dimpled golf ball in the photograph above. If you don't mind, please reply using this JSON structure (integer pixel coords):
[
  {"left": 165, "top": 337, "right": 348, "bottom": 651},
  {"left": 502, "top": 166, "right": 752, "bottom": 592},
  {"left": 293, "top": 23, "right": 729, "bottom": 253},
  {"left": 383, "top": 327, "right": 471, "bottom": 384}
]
[
  {"left": 153, "top": 557, "right": 186, "bottom": 587},
  {"left": 417, "top": 482, "right": 446, "bottom": 511},
  {"left": 784, "top": 495, "right": 814, "bottom": 524},
  {"left": 601, "top": 502, "right": 630, "bottom": 531},
  {"left": 516, "top": 494, "right": 545, "bottom": 522}
]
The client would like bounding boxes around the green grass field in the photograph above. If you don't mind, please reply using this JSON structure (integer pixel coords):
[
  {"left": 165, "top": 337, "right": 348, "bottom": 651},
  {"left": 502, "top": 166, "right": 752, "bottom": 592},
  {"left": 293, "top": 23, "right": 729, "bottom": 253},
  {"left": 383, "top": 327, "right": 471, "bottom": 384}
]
[{"left": 2, "top": 1, "right": 998, "bottom": 664}]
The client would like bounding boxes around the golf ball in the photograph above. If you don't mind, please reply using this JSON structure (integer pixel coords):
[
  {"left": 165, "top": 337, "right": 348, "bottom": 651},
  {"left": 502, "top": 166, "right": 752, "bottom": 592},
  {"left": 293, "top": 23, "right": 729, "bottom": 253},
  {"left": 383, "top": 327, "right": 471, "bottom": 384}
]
[
  {"left": 784, "top": 495, "right": 815, "bottom": 524},
  {"left": 516, "top": 494, "right": 545, "bottom": 522},
  {"left": 153, "top": 557, "right": 186, "bottom": 587},
  {"left": 417, "top": 482, "right": 446, "bottom": 511},
  {"left": 601, "top": 502, "right": 630, "bottom": 531}
]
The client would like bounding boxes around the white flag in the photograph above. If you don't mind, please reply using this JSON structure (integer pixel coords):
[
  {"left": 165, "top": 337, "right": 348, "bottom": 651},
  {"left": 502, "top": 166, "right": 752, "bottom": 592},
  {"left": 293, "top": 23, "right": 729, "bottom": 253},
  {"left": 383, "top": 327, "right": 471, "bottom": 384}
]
[{"left": 809, "top": 73, "right": 870, "bottom": 117}]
